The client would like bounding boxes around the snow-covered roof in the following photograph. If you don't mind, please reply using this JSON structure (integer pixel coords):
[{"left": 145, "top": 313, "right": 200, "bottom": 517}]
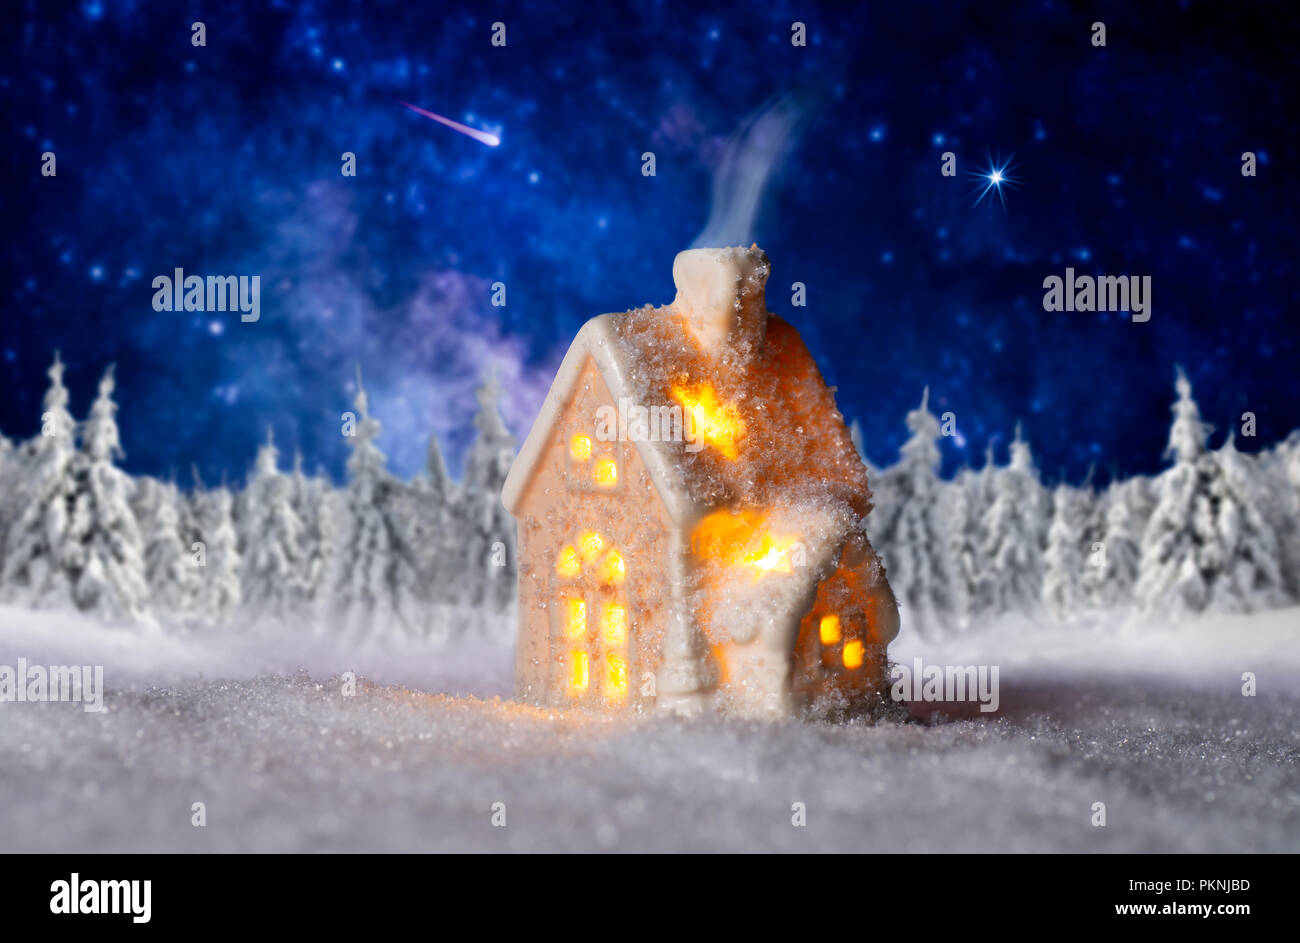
[{"left": 502, "top": 246, "right": 871, "bottom": 532}]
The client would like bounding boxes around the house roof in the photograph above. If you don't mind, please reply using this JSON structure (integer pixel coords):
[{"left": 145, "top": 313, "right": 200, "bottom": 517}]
[{"left": 501, "top": 247, "right": 872, "bottom": 532}]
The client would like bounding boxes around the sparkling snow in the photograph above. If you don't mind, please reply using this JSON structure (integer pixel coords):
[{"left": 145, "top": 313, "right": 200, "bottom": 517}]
[{"left": 1, "top": 604, "right": 1297, "bottom": 853}]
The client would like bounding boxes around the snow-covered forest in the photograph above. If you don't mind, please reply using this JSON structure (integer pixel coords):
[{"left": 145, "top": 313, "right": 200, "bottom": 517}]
[
  {"left": 863, "top": 373, "right": 1300, "bottom": 636},
  {"left": 0, "top": 355, "right": 517, "bottom": 641},
  {"left": 1, "top": 355, "right": 1298, "bottom": 641}
]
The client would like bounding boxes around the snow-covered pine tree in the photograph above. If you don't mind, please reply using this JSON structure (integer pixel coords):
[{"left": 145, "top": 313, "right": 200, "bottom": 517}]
[
  {"left": 1076, "top": 476, "right": 1109, "bottom": 612},
  {"left": 407, "top": 430, "right": 455, "bottom": 606},
  {"left": 1207, "top": 432, "right": 1287, "bottom": 612},
  {"left": 128, "top": 475, "right": 161, "bottom": 549},
  {"left": 290, "top": 453, "right": 336, "bottom": 613},
  {"left": 192, "top": 483, "right": 241, "bottom": 624},
  {"left": 870, "top": 387, "right": 958, "bottom": 636},
  {"left": 238, "top": 429, "right": 304, "bottom": 623},
  {"left": 1084, "top": 477, "right": 1146, "bottom": 609},
  {"left": 425, "top": 428, "right": 453, "bottom": 508},
  {"left": 457, "top": 373, "right": 517, "bottom": 613},
  {"left": 1136, "top": 368, "right": 1215, "bottom": 613},
  {"left": 944, "top": 447, "right": 995, "bottom": 626},
  {"left": 1041, "top": 482, "right": 1091, "bottom": 619},
  {"left": 179, "top": 471, "right": 205, "bottom": 559},
  {"left": 68, "top": 365, "right": 148, "bottom": 622},
  {"left": 1270, "top": 431, "right": 1300, "bottom": 600},
  {"left": 978, "top": 425, "right": 1048, "bottom": 617},
  {"left": 1136, "top": 368, "right": 1286, "bottom": 615},
  {"left": 1075, "top": 483, "right": 1099, "bottom": 599},
  {"left": 335, "top": 368, "right": 423, "bottom": 636},
  {"left": 937, "top": 475, "right": 972, "bottom": 627},
  {"left": 141, "top": 479, "right": 199, "bottom": 619},
  {"left": 1, "top": 353, "right": 79, "bottom": 608}
]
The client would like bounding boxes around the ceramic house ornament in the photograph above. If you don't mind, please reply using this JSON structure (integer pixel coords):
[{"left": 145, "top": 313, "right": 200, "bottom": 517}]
[{"left": 502, "top": 246, "right": 900, "bottom": 718}]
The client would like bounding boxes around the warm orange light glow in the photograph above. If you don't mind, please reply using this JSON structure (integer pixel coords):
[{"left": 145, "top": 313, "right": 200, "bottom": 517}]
[
  {"left": 557, "top": 545, "right": 581, "bottom": 578},
  {"left": 564, "top": 597, "right": 587, "bottom": 640},
  {"left": 692, "top": 508, "right": 763, "bottom": 559},
  {"left": 593, "top": 457, "right": 618, "bottom": 487},
  {"left": 601, "top": 549, "right": 625, "bottom": 584},
  {"left": 570, "top": 434, "right": 592, "bottom": 461},
  {"left": 579, "top": 530, "right": 604, "bottom": 561},
  {"left": 819, "top": 614, "right": 841, "bottom": 645},
  {"left": 710, "top": 644, "right": 730, "bottom": 685},
  {"left": 741, "top": 533, "right": 800, "bottom": 575},
  {"left": 569, "top": 650, "right": 590, "bottom": 693},
  {"left": 842, "top": 640, "right": 864, "bottom": 670},
  {"left": 691, "top": 509, "right": 800, "bottom": 580},
  {"left": 604, "top": 654, "right": 628, "bottom": 701},
  {"left": 601, "top": 603, "right": 627, "bottom": 646},
  {"left": 671, "top": 380, "right": 745, "bottom": 460}
]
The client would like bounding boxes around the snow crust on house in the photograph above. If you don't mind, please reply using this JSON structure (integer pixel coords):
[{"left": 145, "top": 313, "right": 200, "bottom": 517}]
[
  {"left": 504, "top": 246, "right": 871, "bottom": 532},
  {"left": 612, "top": 247, "right": 869, "bottom": 517},
  {"left": 693, "top": 499, "right": 867, "bottom": 649}
]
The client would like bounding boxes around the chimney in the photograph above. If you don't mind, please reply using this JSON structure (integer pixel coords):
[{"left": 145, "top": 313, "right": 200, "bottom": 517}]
[{"left": 671, "top": 245, "right": 770, "bottom": 354}]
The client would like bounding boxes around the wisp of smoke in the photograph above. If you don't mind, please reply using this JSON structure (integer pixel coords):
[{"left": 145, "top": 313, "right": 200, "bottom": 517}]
[{"left": 690, "top": 88, "right": 819, "bottom": 249}]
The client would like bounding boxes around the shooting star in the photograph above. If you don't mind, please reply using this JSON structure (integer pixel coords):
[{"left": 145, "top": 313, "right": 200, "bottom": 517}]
[{"left": 397, "top": 99, "right": 500, "bottom": 147}]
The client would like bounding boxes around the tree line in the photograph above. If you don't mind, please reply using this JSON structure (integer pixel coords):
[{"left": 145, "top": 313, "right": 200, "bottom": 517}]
[
  {"left": 862, "top": 372, "right": 1300, "bottom": 637},
  {"left": 0, "top": 355, "right": 516, "bottom": 639},
  {"left": 2, "top": 356, "right": 1296, "bottom": 640}
]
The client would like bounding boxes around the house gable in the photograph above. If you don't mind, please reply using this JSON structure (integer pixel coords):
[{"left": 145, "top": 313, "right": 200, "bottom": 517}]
[{"left": 511, "top": 354, "right": 674, "bottom": 709}]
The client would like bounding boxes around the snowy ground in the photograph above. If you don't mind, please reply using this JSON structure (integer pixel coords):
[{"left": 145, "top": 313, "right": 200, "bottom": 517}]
[{"left": 1, "top": 604, "right": 1297, "bottom": 852}]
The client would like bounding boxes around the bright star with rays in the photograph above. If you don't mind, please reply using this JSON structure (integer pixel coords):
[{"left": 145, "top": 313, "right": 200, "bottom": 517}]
[{"left": 968, "top": 152, "right": 1021, "bottom": 209}]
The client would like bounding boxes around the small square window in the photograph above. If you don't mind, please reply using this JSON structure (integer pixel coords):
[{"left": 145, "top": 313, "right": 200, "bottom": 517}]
[
  {"left": 593, "top": 457, "right": 618, "bottom": 488},
  {"left": 842, "top": 640, "right": 865, "bottom": 670}
]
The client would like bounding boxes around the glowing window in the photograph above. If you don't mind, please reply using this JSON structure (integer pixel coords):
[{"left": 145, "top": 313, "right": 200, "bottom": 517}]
[
  {"left": 594, "top": 457, "right": 618, "bottom": 488},
  {"left": 569, "top": 650, "right": 590, "bottom": 694},
  {"left": 578, "top": 530, "right": 604, "bottom": 562},
  {"left": 742, "top": 532, "right": 799, "bottom": 576},
  {"left": 690, "top": 508, "right": 799, "bottom": 579},
  {"left": 670, "top": 380, "right": 745, "bottom": 461},
  {"left": 604, "top": 654, "right": 628, "bottom": 701},
  {"left": 601, "top": 603, "right": 627, "bottom": 646},
  {"left": 570, "top": 434, "right": 592, "bottom": 462},
  {"left": 819, "top": 614, "right": 841, "bottom": 645},
  {"left": 564, "top": 597, "right": 587, "bottom": 640},
  {"left": 842, "top": 640, "right": 865, "bottom": 670},
  {"left": 601, "top": 549, "right": 625, "bottom": 585},
  {"left": 557, "top": 545, "right": 581, "bottom": 579}
]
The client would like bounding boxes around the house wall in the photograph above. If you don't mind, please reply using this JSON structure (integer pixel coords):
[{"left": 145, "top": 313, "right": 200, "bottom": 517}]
[
  {"left": 790, "top": 531, "right": 896, "bottom": 714},
  {"left": 512, "top": 357, "right": 673, "bottom": 710}
]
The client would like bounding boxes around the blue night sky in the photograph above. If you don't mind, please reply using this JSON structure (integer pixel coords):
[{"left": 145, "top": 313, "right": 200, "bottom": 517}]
[{"left": 2, "top": 0, "right": 1297, "bottom": 486}]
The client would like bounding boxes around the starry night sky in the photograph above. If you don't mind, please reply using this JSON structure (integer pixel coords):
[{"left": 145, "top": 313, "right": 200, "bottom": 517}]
[{"left": 2, "top": 0, "right": 1297, "bottom": 486}]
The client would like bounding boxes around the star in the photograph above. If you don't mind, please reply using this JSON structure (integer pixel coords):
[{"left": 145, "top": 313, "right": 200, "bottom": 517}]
[{"left": 968, "top": 152, "right": 1021, "bottom": 209}]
